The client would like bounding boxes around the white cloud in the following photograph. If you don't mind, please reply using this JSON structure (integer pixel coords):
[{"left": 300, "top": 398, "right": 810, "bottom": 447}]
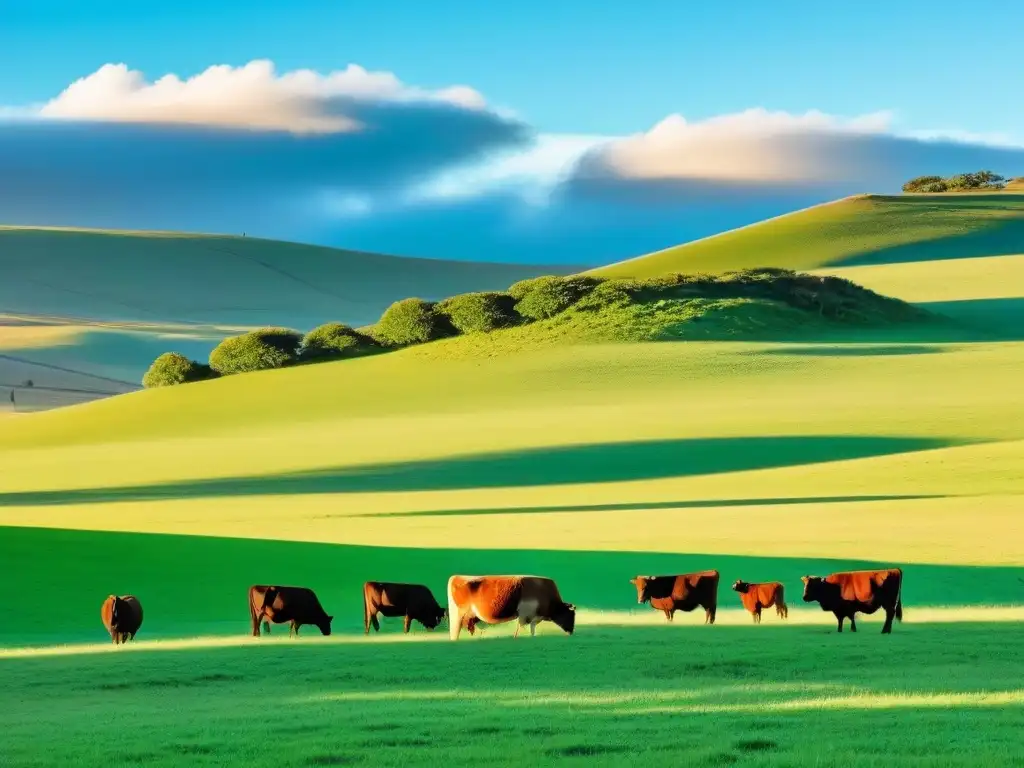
[
  {"left": 404, "top": 133, "right": 611, "bottom": 206},
  {"left": 37, "top": 60, "right": 489, "bottom": 134},
  {"left": 584, "top": 108, "right": 896, "bottom": 183}
]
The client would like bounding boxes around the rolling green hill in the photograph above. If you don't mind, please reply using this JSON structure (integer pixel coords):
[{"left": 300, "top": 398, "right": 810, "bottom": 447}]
[
  {"left": 0, "top": 226, "right": 569, "bottom": 409},
  {"left": 592, "top": 193, "right": 1024, "bottom": 278},
  {"left": 2, "top": 198, "right": 1023, "bottom": 765}
]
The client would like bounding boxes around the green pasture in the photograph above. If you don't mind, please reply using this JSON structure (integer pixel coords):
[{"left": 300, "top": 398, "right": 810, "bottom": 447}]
[
  {"left": 2, "top": 620, "right": 1022, "bottom": 767},
  {"left": 3, "top": 526, "right": 1023, "bottom": 646}
]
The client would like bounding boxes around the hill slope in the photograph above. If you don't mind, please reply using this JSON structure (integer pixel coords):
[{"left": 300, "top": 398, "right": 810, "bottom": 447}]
[
  {"left": 592, "top": 194, "right": 1024, "bottom": 278},
  {"left": 0, "top": 226, "right": 570, "bottom": 408}
]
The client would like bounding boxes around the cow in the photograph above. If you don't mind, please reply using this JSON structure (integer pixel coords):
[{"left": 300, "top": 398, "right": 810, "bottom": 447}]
[
  {"left": 732, "top": 580, "right": 788, "bottom": 623},
  {"left": 100, "top": 594, "right": 143, "bottom": 644},
  {"left": 629, "top": 571, "right": 719, "bottom": 624},
  {"left": 248, "top": 585, "right": 333, "bottom": 637},
  {"left": 801, "top": 568, "right": 904, "bottom": 634},
  {"left": 447, "top": 575, "right": 576, "bottom": 640},
  {"left": 363, "top": 581, "right": 446, "bottom": 634}
]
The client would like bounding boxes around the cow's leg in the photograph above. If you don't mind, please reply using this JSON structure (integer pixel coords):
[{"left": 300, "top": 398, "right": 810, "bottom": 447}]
[
  {"left": 514, "top": 621, "right": 522, "bottom": 639},
  {"left": 754, "top": 606, "right": 761, "bottom": 624},
  {"left": 882, "top": 607, "right": 895, "bottom": 634},
  {"left": 529, "top": 620, "right": 538, "bottom": 638},
  {"left": 403, "top": 615, "right": 412, "bottom": 634},
  {"left": 664, "top": 609, "right": 673, "bottom": 622},
  {"left": 706, "top": 603, "right": 717, "bottom": 625},
  {"left": 835, "top": 612, "right": 844, "bottom": 632},
  {"left": 465, "top": 616, "right": 478, "bottom": 636},
  {"left": 849, "top": 615, "right": 857, "bottom": 633},
  {"left": 252, "top": 611, "right": 263, "bottom": 637},
  {"left": 449, "top": 610, "right": 463, "bottom": 641}
]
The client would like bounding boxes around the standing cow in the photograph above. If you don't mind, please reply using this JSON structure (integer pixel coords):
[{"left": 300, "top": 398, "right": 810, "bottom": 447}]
[
  {"left": 630, "top": 571, "right": 719, "bottom": 624},
  {"left": 801, "top": 568, "right": 903, "bottom": 634},
  {"left": 447, "top": 575, "right": 576, "bottom": 640},
  {"left": 100, "top": 594, "right": 144, "bottom": 644},
  {"left": 732, "top": 580, "right": 788, "bottom": 623},
  {"left": 249, "top": 585, "right": 333, "bottom": 637},
  {"left": 363, "top": 581, "right": 446, "bottom": 634}
]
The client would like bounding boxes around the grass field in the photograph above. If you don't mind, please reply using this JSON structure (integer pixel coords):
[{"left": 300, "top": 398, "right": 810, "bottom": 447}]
[{"left": 1, "top": 199, "right": 1023, "bottom": 766}]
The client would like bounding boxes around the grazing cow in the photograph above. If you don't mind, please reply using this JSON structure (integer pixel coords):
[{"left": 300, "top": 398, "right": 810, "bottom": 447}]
[
  {"left": 801, "top": 568, "right": 904, "bottom": 634},
  {"left": 630, "top": 571, "right": 719, "bottom": 624},
  {"left": 732, "top": 580, "right": 788, "bottom": 623},
  {"left": 447, "top": 575, "right": 576, "bottom": 640},
  {"left": 248, "top": 585, "right": 333, "bottom": 637},
  {"left": 100, "top": 594, "right": 143, "bottom": 644},
  {"left": 363, "top": 581, "right": 446, "bottom": 634}
]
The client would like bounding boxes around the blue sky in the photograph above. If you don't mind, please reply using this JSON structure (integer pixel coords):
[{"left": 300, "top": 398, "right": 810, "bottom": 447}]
[
  {"left": 2, "top": 1, "right": 1024, "bottom": 262},
  {"left": 3, "top": 0, "right": 1021, "bottom": 137}
]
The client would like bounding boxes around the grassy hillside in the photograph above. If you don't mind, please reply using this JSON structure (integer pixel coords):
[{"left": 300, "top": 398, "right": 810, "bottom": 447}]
[
  {"left": 2, "top": 201, "right": 1023, "bottom": 765},
  {"left": 0, "top": 227, "right": 568, "bottom": 409},
  {"left": 593, "top": 194, "right": 1024, "bottom": 278}
]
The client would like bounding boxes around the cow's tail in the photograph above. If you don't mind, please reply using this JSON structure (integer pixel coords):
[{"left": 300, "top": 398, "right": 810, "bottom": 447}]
[
  {"left": 894, "top": 569, "right": 904, "bottom": 622},
  {"left": 362, "top": 583, "right": 373, "bottom": 634}
]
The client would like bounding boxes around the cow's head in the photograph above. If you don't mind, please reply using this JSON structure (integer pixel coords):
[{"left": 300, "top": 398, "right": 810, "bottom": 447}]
[
  {"left": 422, "top": 607, "right": 447, "bottom": 631},
  {"left": 629, "top": 576, "right": 653, "bottom": 604},
  {"left": 553, "top": 602, "right": 576, "bottom": 635},
  {"left": 731, "top": 580, "right": 751, "bottom": 594},
  {"left": 318, "top": 615, "right": 334, "bottom": 636},
  {"left": 801, "top": 576, "right": 823, "bottom": 603}
]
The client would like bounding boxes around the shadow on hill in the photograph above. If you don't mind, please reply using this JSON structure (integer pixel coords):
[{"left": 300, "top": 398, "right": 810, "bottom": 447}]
[
  {"left": 358, "top": 494, "right": 944, "bottom": 518},
  {"left": 2, "top": 526, "right": 1021, "bottom": 645},
  {"left": 0, "top": 435, "right": 955, "bottom": 508},
  {"left": 920, "top": 298, "right": 1024, "bottom": 338},
  {"left": 834, "top": 195, "right": 1024, "bottom": 267}
]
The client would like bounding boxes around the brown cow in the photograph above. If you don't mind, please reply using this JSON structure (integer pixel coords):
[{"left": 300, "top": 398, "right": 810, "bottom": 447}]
[
  {"left": 364, "top": 581, "right": 446, "bottom": 634},
  {"left": 732, "top": 580, "right": 788, "bottom": 623},
  {"left": 249, "top": 585, "right": 333, "bottom": 637},
  {"left": 101, "top": 594, "right": 143, "bottom": 644},
  {"left": 801, "top": 568, "right": 904, "bottom": 634},
  {"left": 447, "top": 575, "right": 575, "bottom": 640},
  {"left": 630, "top": 571, "right": 719, "bottom": 624}
]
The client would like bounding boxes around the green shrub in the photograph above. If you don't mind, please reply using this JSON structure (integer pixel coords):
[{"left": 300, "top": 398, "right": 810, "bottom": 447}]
[
  {"left": 511, "top": 276, "right": 603, "bottom": 321},
  {"left": 903, "top": 170, "right": 1005, "bottom": 193},
  {"left": 299, "top": 322, "right": 379, "bottom": 361},
  {"left": 209, "top": 327, "right": 302, "bottom": 375},
  {"left": 902, "top": 175, "right": 944, "bottom": 193},
  {"left": 375, "top": 298, "right": 453, "bottom": 346},
  {"left": 436, "top": 292, "right": 519, "bottom": 333},
  {"left": 142, "top": 352, "right": 216, "bottom": 388}
]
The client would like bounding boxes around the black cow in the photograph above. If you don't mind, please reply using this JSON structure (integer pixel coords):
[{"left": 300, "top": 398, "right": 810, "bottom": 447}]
[
  {"left": 249, "top": 585, "right": 333, "bottom": 637},
  {"left": 364, "top": 581, "right": 446, "bottom": 634}
]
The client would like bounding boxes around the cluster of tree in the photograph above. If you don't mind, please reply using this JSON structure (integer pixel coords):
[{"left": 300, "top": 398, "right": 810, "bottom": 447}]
[
  {"left": 902, "top": 170, "right": 1007, "bottom": 193},
  {"left": 142, "top": 275, "right": 601, "bottom": 387},
  {"left": 142, "top": 269, "right": 918, "bottom": 388}
]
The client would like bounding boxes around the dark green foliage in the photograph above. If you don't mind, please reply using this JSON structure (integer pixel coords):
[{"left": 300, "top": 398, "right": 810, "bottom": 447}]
[
  {"left": 436, "top": 292, "right": 520, "bottom": 333},
  {"left": 511, "top": 276, "right": 604, "bottom": 320},
  {"left": 209, "top": 327, "right": 302, "bottom": 375},
  {"left": 142, "top": 353, "right": 217, "bottom": 388},
  {"left": 903, "top": 171, "right": 1005, "bottom": 193},
  {"left": 571, "top": 269, "right": 923, "bottom": 325},
  {"left": 375, "top": 298, "right": 454, "bottom": 346},
  {"left": 299, "top": 323, "right": 379, "bottom": 361}
]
